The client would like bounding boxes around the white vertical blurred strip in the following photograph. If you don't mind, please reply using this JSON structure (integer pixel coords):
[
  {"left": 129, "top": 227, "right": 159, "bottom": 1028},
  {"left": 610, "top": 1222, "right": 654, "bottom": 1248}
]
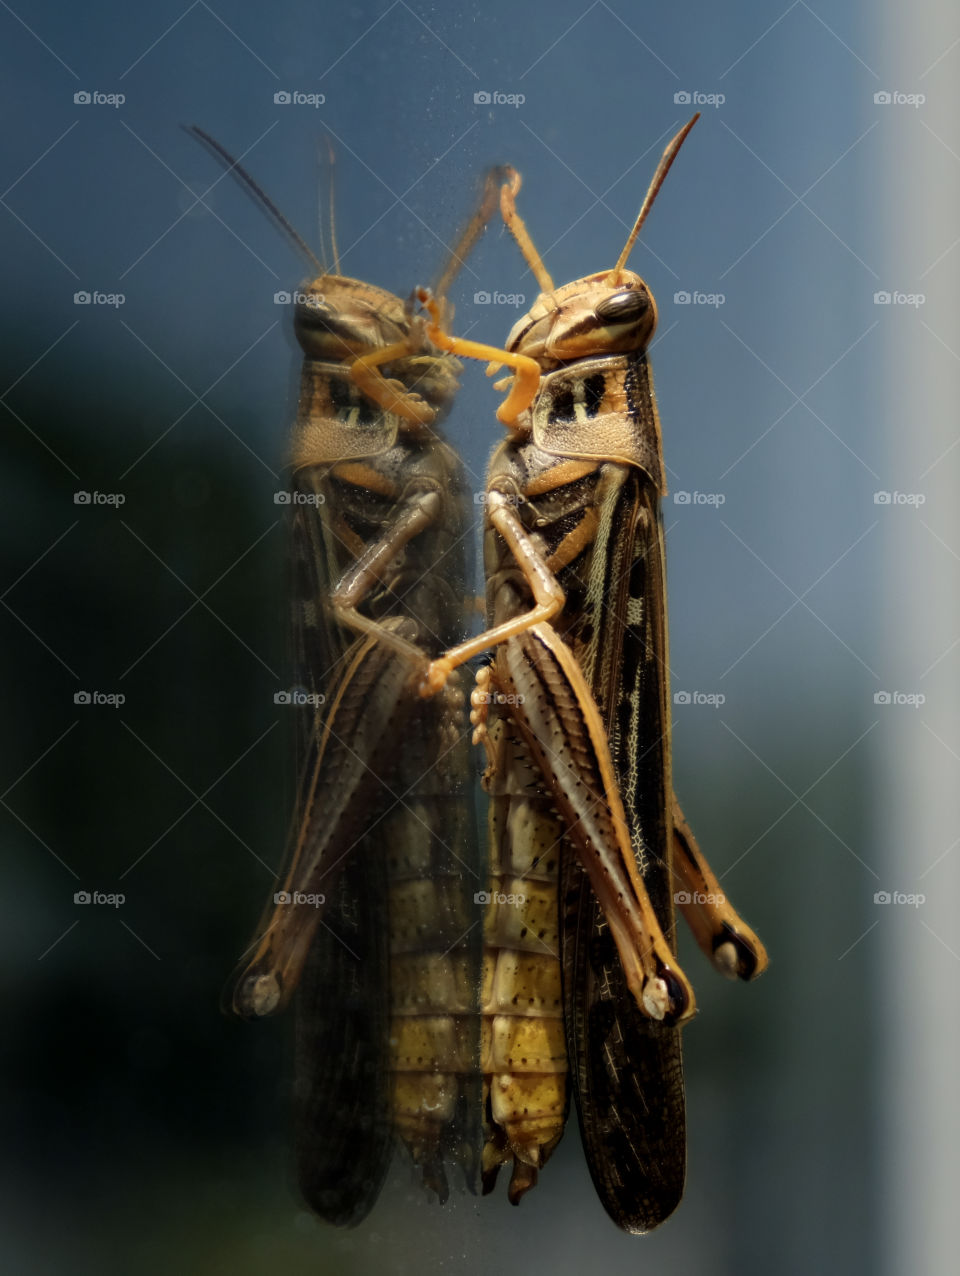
[{"left": 878, "top": 5, "right": 960, "bottom": 1276}]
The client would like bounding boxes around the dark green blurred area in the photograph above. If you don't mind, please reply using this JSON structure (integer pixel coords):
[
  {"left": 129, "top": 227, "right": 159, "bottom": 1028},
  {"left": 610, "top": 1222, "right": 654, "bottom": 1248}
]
[{"left": 1, "top": 340, "right": 302, "bottom": 1272}]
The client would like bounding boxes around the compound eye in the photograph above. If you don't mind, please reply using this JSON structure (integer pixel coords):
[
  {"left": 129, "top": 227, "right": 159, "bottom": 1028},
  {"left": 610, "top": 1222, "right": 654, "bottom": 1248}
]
[
  {"left": 293, "top": 296, "right": 359, "bottom": 360},
  {"left": 595, "top": 288, "right": 650, "bottom": 323},
  {"left": 294, "top": 294, "right": 333, "bottom": 330}
]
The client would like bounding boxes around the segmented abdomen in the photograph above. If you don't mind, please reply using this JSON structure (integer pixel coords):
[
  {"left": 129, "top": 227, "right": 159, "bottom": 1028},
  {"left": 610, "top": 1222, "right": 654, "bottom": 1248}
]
[
  {"left": 386, "top": 675, "right": 483, "bottom": 1200},
  {"left": 479, "top": 714, "right": 568, "bottom": 1201}
]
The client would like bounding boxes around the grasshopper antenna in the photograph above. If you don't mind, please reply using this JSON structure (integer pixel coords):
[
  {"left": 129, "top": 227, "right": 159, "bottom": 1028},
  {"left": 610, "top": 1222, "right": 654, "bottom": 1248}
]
[
  {"left": 324, "top": 136, "right": 342, "bottom": 276},
  {"left": 610, "top": 113, "right": 699, "bottom": 283},
  {"left": 186, "top": 126, "right": 324, "bottom": 275}
]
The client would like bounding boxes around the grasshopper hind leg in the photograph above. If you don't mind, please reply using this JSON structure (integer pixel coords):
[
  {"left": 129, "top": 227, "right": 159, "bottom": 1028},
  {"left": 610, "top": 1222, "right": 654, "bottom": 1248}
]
[{"left": 671, "top": 799, "right": 768, "bottom": 981}]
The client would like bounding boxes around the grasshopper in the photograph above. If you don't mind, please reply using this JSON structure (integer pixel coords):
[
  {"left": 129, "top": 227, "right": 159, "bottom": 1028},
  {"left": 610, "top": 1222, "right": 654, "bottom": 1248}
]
[
  {"left": 417, "top": 114, "right": 768, "bottom": 1232},
  {"left": 193, "top": 130, "right": 509, "bottom": 1222}
]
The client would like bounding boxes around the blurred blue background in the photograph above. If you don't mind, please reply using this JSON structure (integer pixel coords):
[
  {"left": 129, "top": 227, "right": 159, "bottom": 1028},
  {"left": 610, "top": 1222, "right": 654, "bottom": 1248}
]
[{"left": 2, "top": 2, "right": 958, "bottom": 1273}]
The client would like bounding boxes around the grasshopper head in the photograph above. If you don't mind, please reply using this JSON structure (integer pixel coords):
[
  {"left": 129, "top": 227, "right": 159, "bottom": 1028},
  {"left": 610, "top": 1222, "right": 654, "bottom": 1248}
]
[
  {"left": 293, "top": 275, "right": 415, "bottom": 362},
  {"left": 504, "top": 269, "right": 657, "bottom": 368},
  {"left": 291, "top": 273, "right": 421, "bottom": 364},
  {"left": 294, "top": 276, "right": 461, "bottom": 422},
  {"left": 498, "top": 116, "right": 699, "bottom": 376}
]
